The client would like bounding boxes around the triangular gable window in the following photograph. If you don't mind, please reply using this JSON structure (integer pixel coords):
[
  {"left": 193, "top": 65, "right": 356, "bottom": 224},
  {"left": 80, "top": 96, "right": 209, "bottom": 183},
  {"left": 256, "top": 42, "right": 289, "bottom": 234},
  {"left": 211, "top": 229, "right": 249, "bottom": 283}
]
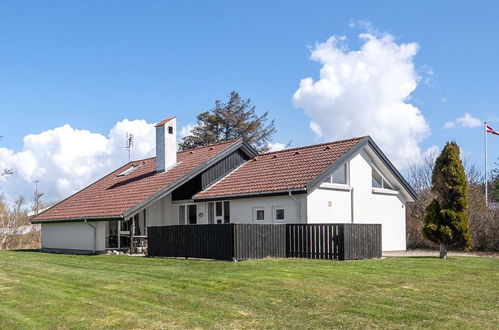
[
  {"left": 323, "top": 163, "right": 347, "bottom": 185},
  {"left": 372, "top": 166, "right": 393, "bottom": 189}
]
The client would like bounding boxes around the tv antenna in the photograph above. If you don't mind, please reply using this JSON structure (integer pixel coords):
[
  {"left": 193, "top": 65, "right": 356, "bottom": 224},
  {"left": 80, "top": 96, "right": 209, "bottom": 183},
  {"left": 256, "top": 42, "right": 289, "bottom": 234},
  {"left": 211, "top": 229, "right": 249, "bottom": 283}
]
[{"left": 124, "top": 132, "right": 134, "bottom": 162}]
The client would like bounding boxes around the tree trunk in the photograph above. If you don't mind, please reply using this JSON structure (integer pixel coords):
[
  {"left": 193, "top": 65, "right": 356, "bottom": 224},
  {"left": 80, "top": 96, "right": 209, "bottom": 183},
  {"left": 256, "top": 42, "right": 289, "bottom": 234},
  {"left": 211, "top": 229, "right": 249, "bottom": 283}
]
[{"left": 439, "top": 242, "right": 448, "bottom": 259}]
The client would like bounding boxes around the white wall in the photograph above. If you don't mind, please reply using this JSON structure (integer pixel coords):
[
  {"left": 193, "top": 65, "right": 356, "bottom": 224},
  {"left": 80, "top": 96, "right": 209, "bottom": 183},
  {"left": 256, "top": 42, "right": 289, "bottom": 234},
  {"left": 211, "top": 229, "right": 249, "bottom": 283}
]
[
  {"left": 229, "top": 195, "right": 307, "bottom": 224},
  {"left": 145, "top": 194, "right": 175, "bottom": 226},
  {"left": 41, "top": 221, "right": 106, "bottom": 252},
  {"left": 306, "top": 149, "right": 407, "bottom": 251},
  {"left": 307, "top": 185, "right": 351, "bottom": 223}
]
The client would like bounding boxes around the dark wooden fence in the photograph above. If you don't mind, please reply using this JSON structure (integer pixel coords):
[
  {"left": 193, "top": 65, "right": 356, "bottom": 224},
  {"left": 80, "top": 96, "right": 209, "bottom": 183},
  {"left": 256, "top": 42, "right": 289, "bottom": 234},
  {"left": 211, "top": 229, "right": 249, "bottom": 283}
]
[
  {"left": 148, "top": 223, "right": 381, "bottom": 261},
  {"left": 148, "top": 224, "right": 286, "bottom": 260},
  {"left": 286, "top": 223, "right": 382, "bottom": 260}
]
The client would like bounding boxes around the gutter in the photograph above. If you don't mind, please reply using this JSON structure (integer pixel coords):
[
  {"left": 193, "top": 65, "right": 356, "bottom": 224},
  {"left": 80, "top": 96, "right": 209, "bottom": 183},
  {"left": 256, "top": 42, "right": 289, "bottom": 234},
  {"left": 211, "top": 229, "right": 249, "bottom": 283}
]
[
  {"left": 194, "top": 187, "right": 307, "bottom": 201},
  {"left": 288, "top": 191, "right": 301, "bottom": 223},
  {"left": 84, "top": 219, "right": 97, "bottom": 253}
]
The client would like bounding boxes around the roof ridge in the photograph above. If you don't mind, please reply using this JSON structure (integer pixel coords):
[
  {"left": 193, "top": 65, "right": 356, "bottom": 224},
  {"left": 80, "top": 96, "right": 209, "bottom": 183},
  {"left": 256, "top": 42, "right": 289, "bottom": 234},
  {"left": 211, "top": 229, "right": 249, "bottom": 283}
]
[
  {"left": 261, "top": 136, "right": 368, "bottom": 156},
  {"left": 120, "top": 139, "right": 242, "bottom": 165}
]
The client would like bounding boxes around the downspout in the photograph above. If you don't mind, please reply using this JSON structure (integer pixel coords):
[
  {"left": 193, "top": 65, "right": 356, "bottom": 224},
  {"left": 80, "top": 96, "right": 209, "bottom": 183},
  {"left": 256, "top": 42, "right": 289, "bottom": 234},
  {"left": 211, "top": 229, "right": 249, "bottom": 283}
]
[
  {"left": 288, "top": 191, "right": 301, "bottom": 223},
  {"left": 84, "top": 219, "right": 97, "bottom": 253}
]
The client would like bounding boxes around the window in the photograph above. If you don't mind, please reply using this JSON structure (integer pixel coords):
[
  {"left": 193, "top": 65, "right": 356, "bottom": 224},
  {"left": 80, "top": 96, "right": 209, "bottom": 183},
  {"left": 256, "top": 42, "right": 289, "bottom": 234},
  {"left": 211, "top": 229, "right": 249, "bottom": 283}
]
[
  {"left": 208, "top": 201, "right": 230, "bottom": 224},
  {"left": 105, "top": 221, "right": 118, "bottom": 249},
  {"left": 372, "top": 166, "right": 393, "bottom": 189},
  {"left": 253, "top": 207, "right": 265, "bottom": 221},
  {"left": 223, "top": 201, "right": 230, "bottom": 223},
  {"left": 323, "top": 163, "right": 347, "bottom": 184},
  {"left": 178, "top": 205, "right": 186, "bottom": 225},
  {"left": 168, "top": 126, "right": 173, "bottom": 134},
  {"left": 178, "top": 204, "right": 197, "bottom": 224},
  {"left": 273, "top": 207, "right": 285, "bottom": 221},
  {"left": 187, "top": 205, "right": 197, "bottom": 224},
  {"left": 208, "top": 203, "right": 214, "bottom": 224},
  {"left": 117, "top": 164, "right": 142, "bottom": 177},
  {"left": 120, "top": 220, "right": 130, "bottom": 232},
  {"left": 332, "top": 163, "right": 347, "bottom": 184},
  {"left": 133, "top": 211, "right": 147, "bottom": 236}
]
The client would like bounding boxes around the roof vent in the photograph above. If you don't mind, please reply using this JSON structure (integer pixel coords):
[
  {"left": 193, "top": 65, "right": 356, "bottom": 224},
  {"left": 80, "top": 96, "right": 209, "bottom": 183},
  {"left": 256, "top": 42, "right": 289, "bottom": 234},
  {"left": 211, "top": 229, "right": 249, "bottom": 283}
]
[
  {"left": 209, "top": 147, "right": 214, "bottom": 150},
  {"left": 189, "top": 151, "right": 194, "bottom": 154},
  {"left": 294, "top": 151, "right": 300, "bottom": 155},
  {"left": 324, "top": 146, "right": 331, "bottom": 150},
  {"left": 272, "top": 154, "right": 278, "bottom": 159}
]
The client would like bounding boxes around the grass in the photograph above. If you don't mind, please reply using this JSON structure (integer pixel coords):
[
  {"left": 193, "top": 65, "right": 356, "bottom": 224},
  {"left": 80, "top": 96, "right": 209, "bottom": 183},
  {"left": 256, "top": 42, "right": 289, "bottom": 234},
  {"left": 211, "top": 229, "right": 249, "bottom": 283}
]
[{"left": 0, "top": 251, "right": 497, "bottom": 329}]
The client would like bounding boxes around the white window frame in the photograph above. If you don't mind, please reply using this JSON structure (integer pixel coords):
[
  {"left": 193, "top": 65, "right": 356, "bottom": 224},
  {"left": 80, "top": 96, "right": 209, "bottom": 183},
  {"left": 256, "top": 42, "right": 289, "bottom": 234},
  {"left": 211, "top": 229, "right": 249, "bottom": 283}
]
[
  {"left": 253, "top": 207, "right": 265, "bottom": 222},
  {"left": 371, "top": 165, "right": 394, "bottom": 190},
  {"left": 207, "top": 200, "right": 231, "bottom": 224},
  {"left": 178, "top": 203, "right": 197, "bottom": 225},
  {"left": 272, "top": 206, "right": 286, "bottom": 222},
  {"left": 323, "top": 163, "right": 349, "bottom": 185}
]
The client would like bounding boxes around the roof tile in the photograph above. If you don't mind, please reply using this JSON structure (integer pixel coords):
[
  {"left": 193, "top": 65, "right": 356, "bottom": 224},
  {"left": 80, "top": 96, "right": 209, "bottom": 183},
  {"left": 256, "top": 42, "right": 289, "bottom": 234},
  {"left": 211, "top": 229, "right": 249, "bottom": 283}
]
[{"left": 194, "top": 137, "right": 366, "bottom": 199}]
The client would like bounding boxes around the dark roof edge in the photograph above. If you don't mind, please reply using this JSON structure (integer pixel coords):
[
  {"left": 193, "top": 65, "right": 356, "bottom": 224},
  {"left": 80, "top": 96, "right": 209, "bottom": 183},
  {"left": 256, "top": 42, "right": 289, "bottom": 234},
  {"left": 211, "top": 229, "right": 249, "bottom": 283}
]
[
  {"left": 31, "top": 215, "right": 123, "bottom": 224},
  {"left": 193, "top": 188, "right": 307, "bottom": 201},
  {"left": 123, "top": 139, "right": 258, "bottom": 217}
]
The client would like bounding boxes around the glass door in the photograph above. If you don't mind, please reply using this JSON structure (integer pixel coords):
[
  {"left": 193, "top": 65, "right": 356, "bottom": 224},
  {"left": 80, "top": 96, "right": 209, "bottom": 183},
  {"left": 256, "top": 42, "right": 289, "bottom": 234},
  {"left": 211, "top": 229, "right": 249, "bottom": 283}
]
[{"left": 208, "top": 201, "right": 230, "bottom": 224}]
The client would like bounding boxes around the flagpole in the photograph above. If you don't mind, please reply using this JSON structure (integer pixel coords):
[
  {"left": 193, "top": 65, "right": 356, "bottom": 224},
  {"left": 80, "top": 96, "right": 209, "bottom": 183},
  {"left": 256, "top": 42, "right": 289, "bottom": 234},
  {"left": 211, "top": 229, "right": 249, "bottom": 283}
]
[{"left": 484, "top": 121, "right": 488, "bottom": 206}]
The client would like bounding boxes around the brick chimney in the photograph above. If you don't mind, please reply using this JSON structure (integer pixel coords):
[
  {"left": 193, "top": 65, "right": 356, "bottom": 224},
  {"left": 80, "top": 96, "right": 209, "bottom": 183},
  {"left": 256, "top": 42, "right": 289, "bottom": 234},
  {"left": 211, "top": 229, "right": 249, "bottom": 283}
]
[{"left": 155, "top": 117, "right": 177, "bottom": 173}]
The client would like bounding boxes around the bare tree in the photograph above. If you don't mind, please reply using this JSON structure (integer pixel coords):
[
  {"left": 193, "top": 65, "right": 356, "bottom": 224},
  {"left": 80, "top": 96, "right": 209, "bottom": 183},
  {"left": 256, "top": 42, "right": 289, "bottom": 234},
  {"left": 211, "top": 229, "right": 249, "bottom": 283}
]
[{"left": 0, "top": 195, "right": 40, "bottom": 250}]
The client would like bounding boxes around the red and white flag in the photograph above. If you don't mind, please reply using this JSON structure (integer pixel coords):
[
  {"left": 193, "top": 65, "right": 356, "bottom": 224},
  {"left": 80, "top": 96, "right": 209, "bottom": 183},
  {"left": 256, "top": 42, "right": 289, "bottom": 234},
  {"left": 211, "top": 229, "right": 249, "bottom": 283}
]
[{"left": 486, "top": 124, "right": 499, "bottom": 136}]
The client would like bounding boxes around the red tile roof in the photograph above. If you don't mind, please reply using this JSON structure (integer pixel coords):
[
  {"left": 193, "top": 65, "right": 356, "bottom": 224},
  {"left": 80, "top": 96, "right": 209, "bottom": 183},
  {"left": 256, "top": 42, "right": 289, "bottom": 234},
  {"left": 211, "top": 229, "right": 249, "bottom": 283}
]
[
  {"left": 154, "top": 117, "right": 176, "bottom": 127},
  {"left": 193, "top": 137, "right": 366, "bottom": 199},
  {"left": 32, "top": 140, "right": 239, "bottom": 222}
]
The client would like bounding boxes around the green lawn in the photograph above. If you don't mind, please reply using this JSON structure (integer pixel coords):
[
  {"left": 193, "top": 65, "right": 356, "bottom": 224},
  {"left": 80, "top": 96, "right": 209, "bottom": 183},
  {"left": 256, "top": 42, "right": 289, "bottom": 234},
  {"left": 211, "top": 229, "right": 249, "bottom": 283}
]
[{"left": 0, "top": 251, "right": 497, "bottom": 329}]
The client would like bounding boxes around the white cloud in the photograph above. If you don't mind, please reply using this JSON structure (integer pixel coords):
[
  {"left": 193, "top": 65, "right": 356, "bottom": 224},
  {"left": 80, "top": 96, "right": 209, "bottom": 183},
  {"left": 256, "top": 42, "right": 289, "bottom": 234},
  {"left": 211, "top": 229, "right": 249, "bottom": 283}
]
[
  {"left": 0, "top": 119, "right": 156, "bottom": 205},
  {"left": 309, "top": 121, "right": 323, "bottom": 139},
  {"left": 443, "top": 121, "right": 455, "bottom": 129},
  {"left": 444, "top": 113, "right": 482, "bottom": 128},
  {"left": 268, "top": 142, "right": 286, "bottom": 152},
  {"left": 456, "top": 113, "right": 482, "bottom": 128},
  {"left": 178, "top": 123, "right": 196, "bottom": 139},
  {"left": 293, "top": 31, "right": 430, "bottom": 168}
]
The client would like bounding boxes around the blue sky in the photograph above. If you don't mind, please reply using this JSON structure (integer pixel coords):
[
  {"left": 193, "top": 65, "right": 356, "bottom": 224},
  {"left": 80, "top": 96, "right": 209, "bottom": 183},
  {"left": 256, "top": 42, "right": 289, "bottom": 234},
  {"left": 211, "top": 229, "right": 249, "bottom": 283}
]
[{"left": 0, "top": 1, "right": 498, "bottom": 202}]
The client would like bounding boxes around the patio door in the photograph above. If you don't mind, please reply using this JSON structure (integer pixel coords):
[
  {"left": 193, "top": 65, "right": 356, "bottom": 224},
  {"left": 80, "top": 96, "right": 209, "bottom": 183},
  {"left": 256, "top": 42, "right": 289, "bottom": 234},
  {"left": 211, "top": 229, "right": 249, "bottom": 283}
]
[{"left": 207, "top": 201, "right": 230, "bottom": 224}]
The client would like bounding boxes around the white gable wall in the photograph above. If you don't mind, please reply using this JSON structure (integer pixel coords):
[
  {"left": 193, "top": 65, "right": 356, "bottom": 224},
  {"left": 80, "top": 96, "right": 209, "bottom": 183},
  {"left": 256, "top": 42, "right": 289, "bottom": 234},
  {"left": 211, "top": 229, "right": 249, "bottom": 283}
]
[{"left": 306, "top": 149, "right": 407, "bottom": 251}]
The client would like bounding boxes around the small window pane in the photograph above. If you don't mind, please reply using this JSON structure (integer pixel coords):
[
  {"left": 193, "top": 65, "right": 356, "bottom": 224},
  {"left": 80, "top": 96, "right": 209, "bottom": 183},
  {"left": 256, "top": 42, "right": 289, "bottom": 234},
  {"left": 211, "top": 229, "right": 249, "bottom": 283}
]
[
  {"left": 215, "top": 202, "right": 223, "bottom": 216},
  {"left": 208, "top": 203, "right": 214, "bottom": 224},
  {"left": 372, "top": 168, "right": 383, "bottom": 188},
  {"left": 223, "top": 201, "right": 230, "bottom": 223},
  {"left": 120, "top": 220, "right": 130, "bottom": 232},
  {"left": 256, "top": 209, "right": 264, "bottom": 221},
  {"left": 275, "top": 208, "right": 285, "bottom": 220},
  {"left": 188, "top": 205, "right": 197, "bottom": 224},
  {"left": 323, "top": 175, "right": 332, "bottom": 184},
  {"left": 179, "top": 205, "right": 186, "bottom": 225},
  {"left": 332, "top": 164, "right": 347, "bottom": 184}
]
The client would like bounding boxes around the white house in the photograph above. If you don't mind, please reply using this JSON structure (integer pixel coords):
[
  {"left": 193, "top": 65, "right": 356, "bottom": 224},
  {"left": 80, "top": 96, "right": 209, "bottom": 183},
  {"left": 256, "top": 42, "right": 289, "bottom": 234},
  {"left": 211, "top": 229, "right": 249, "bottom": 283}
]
[{"left": 31, "top": 117, "right": 417, "bottom": 253}]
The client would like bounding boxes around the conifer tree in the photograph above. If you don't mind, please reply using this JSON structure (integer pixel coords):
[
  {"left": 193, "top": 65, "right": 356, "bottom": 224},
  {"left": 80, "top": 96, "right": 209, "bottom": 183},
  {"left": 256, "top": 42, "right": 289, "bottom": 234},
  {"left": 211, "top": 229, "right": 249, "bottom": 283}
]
[
  {"left": 179, "top": 92, "right": 276, "bottom": 152},
  {"left": 424, "top": 141, "right": 471, "bottom": 258}
]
